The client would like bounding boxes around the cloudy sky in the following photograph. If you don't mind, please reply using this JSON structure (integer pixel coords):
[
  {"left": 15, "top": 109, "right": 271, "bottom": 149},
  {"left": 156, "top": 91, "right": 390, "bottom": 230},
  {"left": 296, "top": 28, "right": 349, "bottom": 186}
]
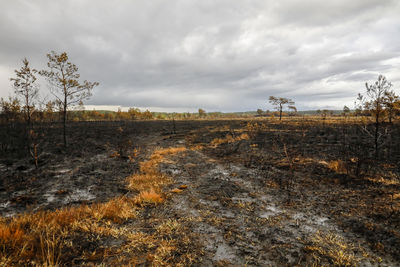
[{"left": 0, "top": 0, "right": 399, "bottom": 112}]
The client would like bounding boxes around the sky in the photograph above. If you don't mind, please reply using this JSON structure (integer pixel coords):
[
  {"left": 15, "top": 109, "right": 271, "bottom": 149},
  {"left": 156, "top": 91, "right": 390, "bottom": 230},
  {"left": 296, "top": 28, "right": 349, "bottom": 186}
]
[{"left": 0, "top": 0, "right": 399, "bottom": 112}]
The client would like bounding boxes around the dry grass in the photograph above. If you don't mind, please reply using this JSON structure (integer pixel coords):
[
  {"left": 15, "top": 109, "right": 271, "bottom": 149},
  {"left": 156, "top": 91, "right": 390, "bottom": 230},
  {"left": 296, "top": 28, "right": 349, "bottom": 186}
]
[
  {"left": 0, "top": 198, "right": 140, "bottom": 265},
  {"left": 138, "top": 146, "right": 186, "bottom": 174},
  {"left": 327, "top": 160, "right": 348, "bottom": 174},
  {"left": 127, "top": 173, "right": 171, "bottom": 192},
  {"left": 304, "top": 231, "right": 361, "bottom": 266},
  {"left": 127, "top": 146, "right": 186, "bottom": 204},
  {"left": 210, "top": 133, "right": 249, "bottom": 146},
  {"left": 0, "top": 146, "right": 189, "bottom": 266},
  {"left": 89, "top": 196, "right": 137, "bottom": 223},
  {"left": 135, "top": 189, "right": 165, "bottom": 205}
]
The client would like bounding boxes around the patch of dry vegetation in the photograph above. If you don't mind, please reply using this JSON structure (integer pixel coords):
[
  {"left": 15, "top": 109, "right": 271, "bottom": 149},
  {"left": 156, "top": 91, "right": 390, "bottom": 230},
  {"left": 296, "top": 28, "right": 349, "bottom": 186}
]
[
  {"left": 303, "top": 231, "right": 370, "bottom": 266},
  {"left": 210, "top": 133, "right": 249, "bottom": 146},
  {"left": 0, "top": 146, "right": 193, "bottom": 266}
]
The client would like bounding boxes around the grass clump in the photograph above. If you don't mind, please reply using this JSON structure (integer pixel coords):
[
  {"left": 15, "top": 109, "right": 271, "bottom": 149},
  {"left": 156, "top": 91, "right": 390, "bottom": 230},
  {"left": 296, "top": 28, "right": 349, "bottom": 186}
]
[{"left": 304, "top": 231, "right": 361, "bottom": 266}]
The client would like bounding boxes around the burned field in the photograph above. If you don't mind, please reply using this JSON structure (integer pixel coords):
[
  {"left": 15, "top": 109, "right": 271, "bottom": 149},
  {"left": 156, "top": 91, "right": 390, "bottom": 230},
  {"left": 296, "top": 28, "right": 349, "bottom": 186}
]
[{"left": 0, "top": 119, "right": 399, "bottom": 266}]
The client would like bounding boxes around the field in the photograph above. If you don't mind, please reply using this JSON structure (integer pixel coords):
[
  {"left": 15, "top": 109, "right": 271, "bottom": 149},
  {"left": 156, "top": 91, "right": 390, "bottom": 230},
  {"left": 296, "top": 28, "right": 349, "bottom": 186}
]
[{"left": 0, "top": 118, "right": 399, "bottom": 266}]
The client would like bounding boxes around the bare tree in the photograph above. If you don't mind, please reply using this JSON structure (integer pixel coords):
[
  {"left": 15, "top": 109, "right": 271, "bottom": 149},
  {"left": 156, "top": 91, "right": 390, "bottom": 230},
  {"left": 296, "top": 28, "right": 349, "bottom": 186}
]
[
  {"left": 10, "top": 58, "right": 39, "bottom": 128},
  {"left": 356, "top": 74, "right": 393, "bottom": 158},
  {"left": 40, "top": 51, "right": 99, "bottom": 146},
  {"left": 268, "top": 96, "right": 294, "bottom": 120}
]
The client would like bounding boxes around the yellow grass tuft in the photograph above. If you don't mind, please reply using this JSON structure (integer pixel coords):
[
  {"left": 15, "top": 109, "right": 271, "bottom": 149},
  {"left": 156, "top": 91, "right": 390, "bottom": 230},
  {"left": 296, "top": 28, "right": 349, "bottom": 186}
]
[
  {"left": 129, "top": 146, "right": 186, "bottom": 193},
  {"left": 90, "top": 196, "right": 137, "bottom": 223},
  {"left": 210, "top": 133, "right": 249, "bottom": 146},
  {"left": 126, "top": 173, "right": 171, "bottom": 192},
  {"left": 135, "top": 189, "right": 164, "bottom": 205},
  {"left": 139, "top": 147, "right": 186, "bottom": 174},
  {"left": 152, "top": 147, "right": 186, "bottom": 158},
  {"left": 0, "top": 223, "right": 26, "bottom": 247},
  {"left": 304, "top": 231, "right": 360, "bottom": 266}
]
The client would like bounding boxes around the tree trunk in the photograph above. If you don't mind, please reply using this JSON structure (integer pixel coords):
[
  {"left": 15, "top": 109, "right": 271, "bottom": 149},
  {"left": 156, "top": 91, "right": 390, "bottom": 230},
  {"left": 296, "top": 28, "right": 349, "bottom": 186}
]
[
  {"left": 279, "top": 104, "right": 282, "bottom": 121},
  {"left": 25, "top": 94, "right": 32, "bottom": 156},
  {"left": 26, "top": 94, "right": 31, "bottom": 129},
  {"left": 63, "top": 97, "right": 67, "bottom": 147},
  {"left": 374, "top": 112, "right": 379, "bottom": 159}
]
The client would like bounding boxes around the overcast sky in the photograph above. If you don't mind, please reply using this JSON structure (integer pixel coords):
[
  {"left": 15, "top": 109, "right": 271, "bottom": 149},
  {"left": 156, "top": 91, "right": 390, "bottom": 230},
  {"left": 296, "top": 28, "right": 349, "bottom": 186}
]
[{"left": 1, "top": 0, "right": 399, "bottom": 112}]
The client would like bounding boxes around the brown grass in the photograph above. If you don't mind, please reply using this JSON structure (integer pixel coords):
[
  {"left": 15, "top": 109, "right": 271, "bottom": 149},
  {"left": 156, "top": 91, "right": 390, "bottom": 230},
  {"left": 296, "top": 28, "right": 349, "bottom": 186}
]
[
  {"left": 135, "top": 189, "right": 165, "bottom": 205},
  {"left": 0, "top": 146, "right": 189, "bottom": 266},
  {"left": 127, "top": 173, "right": 171, "bottom": 192},
  {"left": 90, "top": 196, "right": 137, "bottom": 223},
  {"left": 210, "top": 133, "right": 249, "bottom": 146},
  {"left": 304, "top": 231, "right": 361, "bottom": 266},
  {"left": 128, "top": 146, "right": 186, "bottom": 193}
]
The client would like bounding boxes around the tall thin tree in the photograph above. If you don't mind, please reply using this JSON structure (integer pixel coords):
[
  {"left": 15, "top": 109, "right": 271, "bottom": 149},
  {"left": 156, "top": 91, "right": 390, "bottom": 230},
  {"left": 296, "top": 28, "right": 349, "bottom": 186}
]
[
  {"left": 40, "top": 51, "right": 99, "bottom": 146},
  {"left": 10, "top": 58, "right": 39, "bottom": 128},
  {"left": 357, "top": 75, "right": 393, "bottom": 158}
]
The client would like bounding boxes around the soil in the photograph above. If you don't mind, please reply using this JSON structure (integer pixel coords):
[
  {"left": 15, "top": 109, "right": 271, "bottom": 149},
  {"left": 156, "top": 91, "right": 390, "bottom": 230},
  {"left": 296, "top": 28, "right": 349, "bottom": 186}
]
[{"left": 1, "top": 119, "right": 399, "bottom": 266}]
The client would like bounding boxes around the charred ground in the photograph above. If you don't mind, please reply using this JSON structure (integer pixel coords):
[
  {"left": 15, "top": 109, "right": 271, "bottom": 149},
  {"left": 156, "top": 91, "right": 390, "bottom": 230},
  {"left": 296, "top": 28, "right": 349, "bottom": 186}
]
[{"left": 0, "top": 119, "right": 399, "bottom": 266}]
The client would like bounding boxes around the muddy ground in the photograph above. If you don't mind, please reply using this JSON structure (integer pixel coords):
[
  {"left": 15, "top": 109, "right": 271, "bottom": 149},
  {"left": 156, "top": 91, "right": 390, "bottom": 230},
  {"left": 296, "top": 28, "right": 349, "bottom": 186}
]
[{"left": 1, "top": 120, "right": 399, "bottom": 266}]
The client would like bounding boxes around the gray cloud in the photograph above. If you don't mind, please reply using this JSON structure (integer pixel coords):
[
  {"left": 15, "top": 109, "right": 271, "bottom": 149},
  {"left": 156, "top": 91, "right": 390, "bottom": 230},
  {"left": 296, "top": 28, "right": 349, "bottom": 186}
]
[{"left": 0, "top": 0, "right": 399, "bottom": 112}]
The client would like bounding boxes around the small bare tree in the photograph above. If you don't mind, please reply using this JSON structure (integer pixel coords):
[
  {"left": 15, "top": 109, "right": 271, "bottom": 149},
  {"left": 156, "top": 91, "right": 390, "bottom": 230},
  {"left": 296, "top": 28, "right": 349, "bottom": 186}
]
[
  {"left": 40, "top": 51, "right": 99, "bottom": 146},
  {"left": 356, "top": 74, "right": 394, "bottom": 158},
  {"left": 10, "top": 58, "right": 40, "bottom": 159},
  {"left": 268, "top": 96, "right": 294, "bottom": 120},
  {"left": 10, "top": 58, "right": 39, "bottom": 128}
]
